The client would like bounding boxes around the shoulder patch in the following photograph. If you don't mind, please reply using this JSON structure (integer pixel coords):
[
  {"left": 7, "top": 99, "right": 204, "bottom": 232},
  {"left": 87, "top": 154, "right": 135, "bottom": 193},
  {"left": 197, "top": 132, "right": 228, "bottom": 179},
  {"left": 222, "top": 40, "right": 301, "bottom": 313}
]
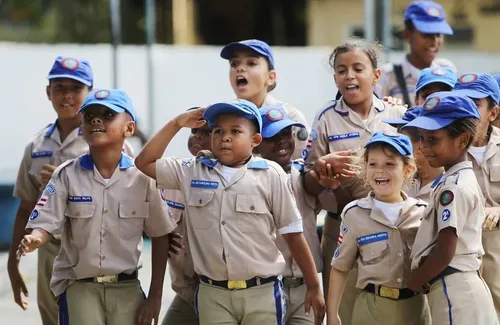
[
  {"left": 442, "top": 208, "right": 451, "bottom": 221},
  {"left": 439, "top": 190, "right": 454, "bottom": 206}
]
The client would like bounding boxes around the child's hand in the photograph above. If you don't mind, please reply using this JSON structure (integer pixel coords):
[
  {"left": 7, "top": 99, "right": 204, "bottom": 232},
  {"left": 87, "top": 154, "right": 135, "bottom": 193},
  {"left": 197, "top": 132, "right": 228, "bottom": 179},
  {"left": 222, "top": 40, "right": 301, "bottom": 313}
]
[
  {"left": 39, "top": 164, "right": 57, "bottom": 190},
  {"left": 407, "top": 276, "right": 427, "bottom": 294},
  {"left": 315, "top": 151, "right": 360, "bottom": 179},
  {"left": 383, "top": 96, "right": 407, "bottom": 108},
  {"left": 136, "top": 296, "right": 161, "bottom": 325},
  {"left": 174, "top": 107, "right": 207, "bottom": 129},
  {"left": 310, "top": 164, "right": 341, "bottom": 190},
  {"left": 168, "top": 231, "right": 184, "bottom": 258},
  {"left": 304, "top": 285, "right": 326, "bottom": 325},
  {"left": 17, "top": 234, "right": 43, "bottom": 260},
  {"left": 483, "top": 207, "right": 500, "bottom": 231}
]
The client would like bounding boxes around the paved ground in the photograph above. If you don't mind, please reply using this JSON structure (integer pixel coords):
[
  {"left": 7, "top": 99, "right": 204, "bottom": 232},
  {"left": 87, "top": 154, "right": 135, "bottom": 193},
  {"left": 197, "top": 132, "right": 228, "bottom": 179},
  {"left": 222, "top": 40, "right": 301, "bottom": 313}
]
[{"left": 0, "top": 241, "right": 175, "bottom": 324}]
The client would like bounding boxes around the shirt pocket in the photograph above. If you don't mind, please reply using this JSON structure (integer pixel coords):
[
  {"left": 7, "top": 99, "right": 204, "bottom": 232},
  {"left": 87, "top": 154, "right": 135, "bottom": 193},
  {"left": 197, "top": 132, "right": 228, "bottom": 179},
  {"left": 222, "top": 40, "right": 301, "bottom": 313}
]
[
  {"left": 65, "top": 203, "right": 95, "bottom": 248},
  {"left": 187, "top": 191, "right": 215, "bottom": 229},
  {"left": 119, "top": 202, "right": 149, "bottom": 240},
  {"left": 359, "top": 240, "right": 388, "bottom": 264},
  {"left": 235, "top": 194, "right": 268, "bottom": 233}
]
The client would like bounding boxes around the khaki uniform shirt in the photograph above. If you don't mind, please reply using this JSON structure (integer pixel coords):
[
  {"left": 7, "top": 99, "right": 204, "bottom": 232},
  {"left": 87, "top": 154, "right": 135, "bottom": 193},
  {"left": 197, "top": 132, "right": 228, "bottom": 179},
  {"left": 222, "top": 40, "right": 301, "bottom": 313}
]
[
  {"left": 275, "top": 160, "right": 323, "bottom": 277},
  {"left": 156, "top": 151, "right": 301, "bottom": 281},
  {"left": 263, "top": 94, "right": 311, "bottom": 160},
  {"left": 331, "top": 192, "right": 427, "bottom": 289},
  {"left": 163, "top": 189, "right": 197, "bottom": 303},
  {"left": 26, "top": 153, "right": 175, "bottom": 296},
  {"left": 405, "top": 178, "right": 434, "bottom": 203},
  {"left": 304, "top": 95, "right": 406, "bottom": 210},
  {"left": 411, "top": 161, "right": 485, "bottom": 272}
]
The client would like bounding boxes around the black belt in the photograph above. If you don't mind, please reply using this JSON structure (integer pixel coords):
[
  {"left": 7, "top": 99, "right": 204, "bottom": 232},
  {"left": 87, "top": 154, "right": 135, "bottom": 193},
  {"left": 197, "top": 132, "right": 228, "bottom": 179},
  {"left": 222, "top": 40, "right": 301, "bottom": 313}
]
[
  {"left": 199, "top": 275, "right": 278, "bottom": 290},
  {"left": 327, "top": 212, "right": 340, "bottom": 220},
  {"left": 363, "top": 283, "right": 418, "bottom": 300},
  {"left": 428, "top": 266, "right": 461, "bottom": 285},
  {"left": 283, "top": 277, "right": 304, "bottom": 288},
  {"left": 79, "top": 271, "right": 138, "bottom": 283}
]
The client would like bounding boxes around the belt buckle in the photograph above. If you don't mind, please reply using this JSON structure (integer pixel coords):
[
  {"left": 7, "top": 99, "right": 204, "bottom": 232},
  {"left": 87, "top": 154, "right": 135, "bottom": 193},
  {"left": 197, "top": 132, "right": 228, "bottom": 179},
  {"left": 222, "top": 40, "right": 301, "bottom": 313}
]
[
  {"left": 379, "top": 286, "right": 400, "bottom": 299},
  {"left": 227, "top": 280, "right": 247, "bottom": 290},
  {"left": 96, "top": 275, "right": 118, "bottom": 283}
]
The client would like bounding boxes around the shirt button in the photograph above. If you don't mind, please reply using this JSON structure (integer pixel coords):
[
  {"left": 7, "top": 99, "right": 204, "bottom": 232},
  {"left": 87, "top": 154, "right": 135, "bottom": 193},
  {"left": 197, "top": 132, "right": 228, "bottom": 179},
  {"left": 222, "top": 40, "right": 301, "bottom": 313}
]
[
  {"left": 221, "top": 221, "right": 226, "bottom": 225},
  {"left": 250, "top": 205, "right": 255, "bottom": 211},
  {"left": 398, "top": 252, "right": 402, "bottom": 257},
  {"left": 397, "top": 278, "right": 402, "bottom": 283},
  {"left": 132, "top": 211, "right": 136, "bottom": 216},
  {"left": 104, "top": 209, "right": 108, "bottom": 214},
  {"left": 199, "top": 199, "right": 202, "bottom": 204},
  {"left": 75, "top": 212, "right": 80, "bottom": 216},
  {"left": 102, "top": 256, "right": 106, "bottom": 260}
]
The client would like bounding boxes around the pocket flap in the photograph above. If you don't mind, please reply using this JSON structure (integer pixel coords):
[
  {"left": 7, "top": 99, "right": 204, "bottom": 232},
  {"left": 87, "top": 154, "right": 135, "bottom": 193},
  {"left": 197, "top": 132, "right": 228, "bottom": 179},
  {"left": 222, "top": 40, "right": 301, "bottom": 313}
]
[
  {"left": 188, "top": 191, "right": 215, "bottom": 207},
  {"left": 235, "top": 194, "right": 267, "bottom": 214},
  {"left": 490, "top": 165, "right": 500, "bottom": 182},
  {"left": 360, "top": 240, "right": 387, "bottom": 262},
  {"left": 119, "top": 202, "right": 150, "bottom": 219},
  {"left": 65, "top": 203, "right": 94, "bottom": 218}
]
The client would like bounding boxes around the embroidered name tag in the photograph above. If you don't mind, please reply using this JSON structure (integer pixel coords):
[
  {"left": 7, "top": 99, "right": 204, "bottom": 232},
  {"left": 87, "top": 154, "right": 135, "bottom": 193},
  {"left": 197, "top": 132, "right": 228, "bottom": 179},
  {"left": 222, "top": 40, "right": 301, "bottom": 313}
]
[
  {"left": 328, "top": 132, "right": 360, "bottom": 142},
  {"left": 31, "top": 151, "right": 53, "bottom": 158},
  {"left": 68, "top": 196, "right": 93, "bottom": 202},
  {"left": 191, "top": 180, "right": 219, "bottom": 189},
  {"left": 167, "top": 200, "right": 185, "bottom": 210},
  {"left": 357, "top": 232, "right": 388, "bottom": 246}
]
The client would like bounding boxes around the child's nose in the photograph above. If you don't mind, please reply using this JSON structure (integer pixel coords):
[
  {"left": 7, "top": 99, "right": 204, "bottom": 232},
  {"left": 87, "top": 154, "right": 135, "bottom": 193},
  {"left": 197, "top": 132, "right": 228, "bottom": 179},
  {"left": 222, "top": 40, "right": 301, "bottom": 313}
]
[{"left": 91, "top": 117, "right": 103, "bottom": 124}]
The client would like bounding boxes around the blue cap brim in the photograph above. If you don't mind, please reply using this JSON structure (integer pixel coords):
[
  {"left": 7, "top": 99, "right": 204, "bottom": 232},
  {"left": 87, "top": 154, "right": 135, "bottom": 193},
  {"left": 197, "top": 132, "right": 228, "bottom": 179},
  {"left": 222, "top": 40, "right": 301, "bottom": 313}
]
[
  {"left": 262, "top": 119, "right": 305, "bottom": 138},
  {"left": 221, "top": 43, "right": 269, "bottom": 61},
  {"left": 78, "top": 101, "right": 127, "bottom": 115},
  {"left": 416, "top": 80, "right": 455, "bottom": 93},
  {"left": 452, "top": 89, "right": 489, "bottom": 99},
  {"left": 48, "top": 74, "right": 92, "bottom": 87},
  {"left": 382, "top": 117, "right": 408, "bottom": 126},
  {"left": 203, "top": 103, "right": 261, "bottom": 131},
  {"left": 365, "top": 139, "right": 410, "bottom": 156},
  {"left": 412, "top": 20, "right": 453, "bottom": 35},
  {"left": 403, "top": 115, "right": 453, "bottom": 130}
]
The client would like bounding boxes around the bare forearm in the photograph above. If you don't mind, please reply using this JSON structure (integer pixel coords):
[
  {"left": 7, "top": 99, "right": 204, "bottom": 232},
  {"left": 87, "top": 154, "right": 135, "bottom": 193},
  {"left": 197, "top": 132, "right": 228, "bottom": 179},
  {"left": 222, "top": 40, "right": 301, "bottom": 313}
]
[
  {"left": 283, "top": 233, "right": 320, "bottom": 288},
  {"left": 148, "top": 235, "right": 169, "bottom": 298},
  {"left": 8, "top": 203, "right": 35, "bottom": 263},
  {"left": 135, "top": 120, "right": 181, "bottom": 178},
  {"left": 327, "top": 267, "right": 348, "bottom": 316}
]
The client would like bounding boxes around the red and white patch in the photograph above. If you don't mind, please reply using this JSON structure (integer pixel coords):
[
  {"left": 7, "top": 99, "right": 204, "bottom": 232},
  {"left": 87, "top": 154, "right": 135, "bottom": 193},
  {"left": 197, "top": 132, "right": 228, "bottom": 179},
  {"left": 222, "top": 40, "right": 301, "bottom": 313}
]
[
  {"left": 61, "top": 58, "right": 79, "bottom": 70},
  {"left": 337, "top": 233, "right": 344, "bottom": 245},
  {"left": 36, "top": 195, "right": 49, "bottom": 207},
  {"left": 427, "top": 7, "right": 441, "bottom": 18},
  {"left": 95, "top": 90, "right": 110, "bottom": 99},
  {"left": 424, "top": 97, "right": 440, "bottom": 111},
  {"left": 459, "top": 74, "right": 478, "bottom": 84}
]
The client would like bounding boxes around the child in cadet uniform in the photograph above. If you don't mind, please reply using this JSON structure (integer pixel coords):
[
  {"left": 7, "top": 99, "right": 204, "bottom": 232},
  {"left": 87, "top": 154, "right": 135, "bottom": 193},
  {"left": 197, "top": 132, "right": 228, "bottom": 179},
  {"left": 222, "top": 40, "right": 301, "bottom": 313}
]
[
  {"left": 220, "top": 39, "right": 310, "bottom": 160},
  {"left": 161, "top": 106, "right": 210, "bottom": 325},
  {"left": 382, "top": 66, "right": 456, "bottom": 201},
  {"left": 302, "top": 38, "right": 406, "bottom": 325},
  {"left": 254, "top": 104, "right": 325, "bottom": 325},
  {"left": 375, "top": 0, "right": 455, "bottom": 107},
  {"left": 451, "top": 73, "right": 500, "bottom": 319},
  {"left": 135, "top": 99, "right": 325, "bottom": 325},
  {"left": 328, "top": 131, "right": 430, "bottom": 325},
  {"left": 492, "top": 74, "right": 500, "bottom": 129},
  {"left": 406, "top": 92, "right": 498, "bottom": 325},
  {"left": 17, "top": 89, "right": 176, "bottom": 325},
  {"left": 7, "top": 56, "right": 94, "bottom": 325}
]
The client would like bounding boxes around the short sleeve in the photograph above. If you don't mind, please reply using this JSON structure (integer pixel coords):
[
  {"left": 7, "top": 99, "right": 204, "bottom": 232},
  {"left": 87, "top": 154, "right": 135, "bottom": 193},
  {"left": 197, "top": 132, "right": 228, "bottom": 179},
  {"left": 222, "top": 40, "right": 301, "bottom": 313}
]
[
  {"left": 144, "top": 177, "right": 177, "bottom": 237},
  {"left": 330, "top": 207, "right": 358, "bottom": 271},
  {"left": 156, "top": 157, "right": 193, "bottom": 190},
  {"left": 13, "top": 143, "right": 39, "bottom": 202},
  {"left": 303, "top": 108, "right": 331, "bottom": 172},
  {"left": 270, "top": 166, "right": 302, "bottom": 229},
  {"left": 436, "top": 186, "right": 471, "bottom": 236}
]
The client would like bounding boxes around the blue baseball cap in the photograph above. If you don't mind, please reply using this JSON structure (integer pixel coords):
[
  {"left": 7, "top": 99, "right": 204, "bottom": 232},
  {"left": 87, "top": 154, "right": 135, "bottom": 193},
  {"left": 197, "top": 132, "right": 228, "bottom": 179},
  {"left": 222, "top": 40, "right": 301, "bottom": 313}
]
[
  {"left": 382, "top": 106, "right": 423, "bottom": 126},
  {"left": 493, "top": 74, "right": 500, "bottom": 89},
  {"left": 403, "top": 92, "right": 479, "bottom": 131},
  {"left": 364, "top": 131, "right": 413, "bottom": 156},
  {"left": 453, "top": 73, "right": 500, "bottom": 105},
  {"left": 259, "top": 105, "right": 305, "bottom": 138},
  {"left": 79, "top": 89, "right": 136, "bottom": 122},
  {"left": 416, "top": 67, "right": 457, "bottom": 93},
  {"left": 404, "top": 1, "right": 453, "bottom": 35},
  {"left": 203, "top": 99, "right": 262, "bottom": 132},
  {"left": 47, "top": 56, "right": 93, "bottom": 87},
  {"left": 220, "top": 39, "right": 275, "bottom": 69}
]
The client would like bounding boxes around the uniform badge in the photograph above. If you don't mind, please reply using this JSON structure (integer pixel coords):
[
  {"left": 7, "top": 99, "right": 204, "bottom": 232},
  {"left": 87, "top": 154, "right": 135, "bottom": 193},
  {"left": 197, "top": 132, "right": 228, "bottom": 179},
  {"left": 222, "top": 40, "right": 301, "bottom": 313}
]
[
  {"left": 95, "top": 90, "right": 110, "bottom": 99},
  {"left": 459, "top": 74, "right": 478, "bottom": 84},
  {"left": 310, "top": 129, "right": 318, "bottom": 140},
  {"left": 432, "top": 68, "right": 446, "bottom": 76},
  {"left": 424, "top": 97, "right": 440, "bottom": 111},
  {"left": 266, "top": 108, "right": 284, "bottom": 121},
  {"left": 442, "top": 208, "right": 451, "bottom": 222},
  {"left": 29, "top": 210, "right": 39, "bottom": 221},
  {"left": 301, "top": 148, "right": 309, "bottom": 161},
  {"left": 427, "top": 7, "right": 441, "bottom": 17},
  {"left": 383, "top": 130, "right": 400, "bottom": 138},
  {"left": 45, "top": 184, "right": 56, "bottom": 195},
  {"left": 341, "top": 220, "right": 348, "bottom": 233},
  {"left": 333, "top": 246, "right": 340, "bottom": 258},
  {"left": 439, "top": 190, "right": 454, "bottom": 206},
  {"left": 297, "top": 128, "right": 308, "bottom": 141},
  {"left": 61, "top": 58, "right": 79, "bottom": 70},
  {"left": 337, "top": 233, "right": 343, "bottom": 245}
]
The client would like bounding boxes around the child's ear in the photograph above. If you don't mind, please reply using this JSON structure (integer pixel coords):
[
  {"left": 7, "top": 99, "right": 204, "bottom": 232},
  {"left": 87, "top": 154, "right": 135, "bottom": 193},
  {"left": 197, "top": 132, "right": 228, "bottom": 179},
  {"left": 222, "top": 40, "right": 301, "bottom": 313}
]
[
  {"left": 458, "top": 133, "right": 470, "bottom": 149},
  {"left": 403, "top": 163, "right": 416, "bottom": 179},
  {"left": 373, "top": 68, "right": 381, "bottom": 84},
  {"left": 251, "top": 133, "right": 263, "bottom": 147},
  {"left": 124, "top": 121, "right": 136, "bottom": 137},
  {"left": 267, "top": 70, "right": 277, "bottom": 87},
  {"left": 46, "top": 85, "right": 51, "bottom": 101},
  {"left": 489, "top": 105, "right": 499, "bottom": 123}
]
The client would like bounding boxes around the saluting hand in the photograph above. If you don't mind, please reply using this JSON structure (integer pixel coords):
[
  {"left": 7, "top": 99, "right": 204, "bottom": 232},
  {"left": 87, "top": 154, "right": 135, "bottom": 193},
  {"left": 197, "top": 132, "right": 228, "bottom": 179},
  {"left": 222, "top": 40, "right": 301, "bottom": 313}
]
[
  {"left": 304, "top": 285, "right": 326, "bottom": 325},
  {"left": 174, "top": 107, "right": 207, "bottom": 129}
]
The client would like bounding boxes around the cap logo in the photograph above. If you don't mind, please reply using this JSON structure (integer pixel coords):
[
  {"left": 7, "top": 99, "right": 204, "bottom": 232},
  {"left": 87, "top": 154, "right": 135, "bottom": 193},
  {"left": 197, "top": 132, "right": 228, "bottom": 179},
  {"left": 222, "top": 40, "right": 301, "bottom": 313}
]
[
  {"left": 459, "top": 74, "right": 478, "bottom": 84},
  {"left": 432, "top": 68, "right": 446, "bottom": 76},
  {"left": 61, "top": 58, "right": 79, "bottom": 70},
  {"left": 427, "top": 7, "right": 441, "bottom": 18},
  {"left": 383, "top": 131, "right": 400, "bottom": 138},
  {"left": 266, "top": 108, "right": 284, "bottom": 121},
  {"left": 95, "top": 90, "right": 110, "bottom": 99},
  {"left": 424, "top": 97, "right": 440, "bottom": 110}
]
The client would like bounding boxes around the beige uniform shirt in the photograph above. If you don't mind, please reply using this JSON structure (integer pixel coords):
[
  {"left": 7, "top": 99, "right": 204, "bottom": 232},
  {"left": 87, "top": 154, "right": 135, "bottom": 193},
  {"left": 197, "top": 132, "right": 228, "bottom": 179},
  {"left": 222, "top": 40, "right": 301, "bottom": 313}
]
[
  {"left": 304, "top": 95, "right": 406, "bottom": 208},
  {"left": 275, "top": 160, "right": 323, "bottom": 278},
  {"left": 163, "top": 189, "right": 197, "bottom": 303},
  {"left": 331, "top": 192, "right": 426, "bottom": 289},
  {"left": 375, "top": 57, "right": 457, "bottom": 105},
  {"left": 156, "top": 151, "right": 302, "bottom": 281},
  {"left": 405, "top": 178, "right": 434, "bottom": 203},
  {"left": 14, "top": 122, "right": 135, "bottom": 203},
  {"left": 411, "top": 161, "right": 485, "bottom": 272},
  {"left": 263, "top": 94, "right": 311, "bottom": 160},
  {"left": 25, "top": 153, "right": 175, "bottom": 296}
]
